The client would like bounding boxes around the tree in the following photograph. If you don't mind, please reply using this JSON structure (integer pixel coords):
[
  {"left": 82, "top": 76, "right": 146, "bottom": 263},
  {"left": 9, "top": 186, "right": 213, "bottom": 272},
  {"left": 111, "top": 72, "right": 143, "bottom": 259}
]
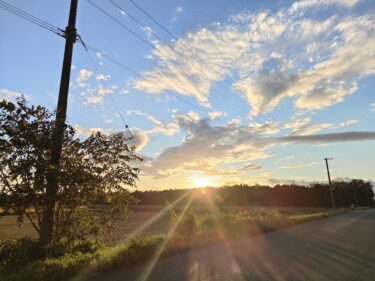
[{"left": 0, "top": 97, "right": 141, "bottom": 245}]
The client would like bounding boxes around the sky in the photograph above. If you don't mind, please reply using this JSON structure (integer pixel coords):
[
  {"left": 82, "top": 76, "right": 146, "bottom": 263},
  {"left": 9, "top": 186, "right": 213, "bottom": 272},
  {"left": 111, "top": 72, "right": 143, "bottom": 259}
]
[{"left": 0, "top": 0, "right": 375, "bottom": 190}]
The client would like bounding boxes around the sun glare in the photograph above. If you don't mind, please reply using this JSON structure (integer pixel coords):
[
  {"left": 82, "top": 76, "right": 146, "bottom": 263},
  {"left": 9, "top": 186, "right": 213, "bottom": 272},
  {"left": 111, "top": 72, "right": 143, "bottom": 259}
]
[{"left": 191, "top": 177, "right": 215, "bottom": 188}]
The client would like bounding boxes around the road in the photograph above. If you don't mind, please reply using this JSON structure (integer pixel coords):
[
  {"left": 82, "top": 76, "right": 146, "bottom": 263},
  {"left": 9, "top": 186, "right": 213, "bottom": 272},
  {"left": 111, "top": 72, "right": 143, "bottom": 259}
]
[{"left": 86, "top": 210, "right": 375, "bottom": 281}]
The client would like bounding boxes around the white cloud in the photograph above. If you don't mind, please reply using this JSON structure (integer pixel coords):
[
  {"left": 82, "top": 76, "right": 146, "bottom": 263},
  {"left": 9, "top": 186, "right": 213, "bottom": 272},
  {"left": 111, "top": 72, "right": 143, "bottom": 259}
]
[
  {"left": 96, "top": 74, "right": 111, "bottom": 81},
  {"left": 278, "top": 131, "right": 375, "bottom": 143},
  {"left": 171, "top": 6, "right": 183, "bottom": 23},
  {"left": 141, "top": 26, "right": 153, "bottom": 37},
  {"left": 370, "top": 102, "right": 375, "bottom": 112},
  {"left": 96, "top": 52, "right": 103, "bottom": 60},
  {"left": 72, "top": 124, "right": 147, "bottom": 152},
  {"left": 81, "top": 85, "right": 117, "bottom": 105},
  {"left": 281, "top": 162, "right": 315, "bottom": 169},
  {"left": 72, "top": 124, "right": 111, "bottom": 137},
  {"left": 208, "top": 111, "right": 227, "bottom": 120},
  {"left": 76, "top": 69, "right": 93, "bottom": 88},
  {"left": 288, "top": 0, "right": 361, "bottom": 14},
  {"left": 140, "top": 114, "right": 375, "bottom": 179},
  {"left": 127, "top": 109, "right": 180, "bottom": 137},
  {"left": 335, "top": 119, "right": 359, "bottom": 128},
  {"left": 134, "top": 0, "right": 374, "bottom": 115},
  {"left": 249, "top": 121, "right": 280, "bottom": 135},
  {"left": 141, "top": 118, "right": 274, "bottom": 179},
  {"left": 284, "top": 117, "right": 332, "bottom": 135},
  {"left": 0, "top": 88, "right": 29, "bottom": 102}
]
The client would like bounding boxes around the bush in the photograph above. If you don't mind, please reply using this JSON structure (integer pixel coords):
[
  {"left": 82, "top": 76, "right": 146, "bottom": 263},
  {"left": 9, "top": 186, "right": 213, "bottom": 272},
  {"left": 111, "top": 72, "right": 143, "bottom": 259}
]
[
  {"left": 0, "top": 238, "right": 103, "bottom": 272},
  {"left": 4, "top": 252, "right": 97, "bottom": 281},
  {"left": 175, "top": 211, "right": 198, "bottom": 238},
  {"left": 95, "top": 235, "right": 165, "bottom": 273},
  {"left": 168, "top": 207, "right": 288, "bottom": 242},
  {"left": 69, "top": 239, "right": 103, "bottom": 255},
  {"left": 0, "top": 236, "right": 164, "bottom": 281},
  {"left": 0, "top": 238, "right": 44, "bottom": 270}
]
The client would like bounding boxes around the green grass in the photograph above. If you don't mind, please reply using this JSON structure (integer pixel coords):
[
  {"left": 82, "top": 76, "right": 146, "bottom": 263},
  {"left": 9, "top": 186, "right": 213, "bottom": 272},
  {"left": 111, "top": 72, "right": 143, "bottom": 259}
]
[
  {"left": 289, "top": 209, "right": 348, "bottom": 222},
  {"left": 0, "top": 208, "right": 350, "bottom": 281},
  {"left": 0, "top": 235, "right": 167, "bottom": 281}
]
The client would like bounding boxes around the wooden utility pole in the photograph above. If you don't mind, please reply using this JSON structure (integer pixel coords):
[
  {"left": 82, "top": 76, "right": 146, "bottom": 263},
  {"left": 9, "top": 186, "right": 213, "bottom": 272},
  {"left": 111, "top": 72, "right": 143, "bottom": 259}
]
[
  {"left": 40, "top": 0, "right": 78, "bottom": 245},
  {"left": 324, "top": 157, "right": 336, "bottom": 208}
]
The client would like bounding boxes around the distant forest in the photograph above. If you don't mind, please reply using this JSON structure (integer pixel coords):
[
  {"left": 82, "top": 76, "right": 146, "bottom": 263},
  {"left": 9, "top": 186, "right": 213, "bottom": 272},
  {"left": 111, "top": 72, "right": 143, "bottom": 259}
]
[{"left": 132, "top": 180, "right": 374, "bottom": 208}]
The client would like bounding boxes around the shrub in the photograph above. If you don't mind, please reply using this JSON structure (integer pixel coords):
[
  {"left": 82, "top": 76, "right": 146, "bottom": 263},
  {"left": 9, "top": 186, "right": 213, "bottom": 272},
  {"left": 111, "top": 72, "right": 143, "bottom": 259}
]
[
  {"left": 69, "top": 239, "right": 103, "bottom": 255},
  {"left": 4, "top": 252, "right": 97, "bottom": 281},
  {"left": 0, "top": 238, "right": 44, "bottom": 270},
  {"left": 199, "top": 214, "right": 216, "bottom": 236},
  {"left": 93, "top": 235, "right": 166, "bottom": 273},
  {"left": 175, "top": 211, "right": 198, "bottom": 238},
  {"left": 0, "top": 238, "right": 103, "bottom": 272},
  {"left": 0, "top": 236, "right": 165, "bottom": 281}
]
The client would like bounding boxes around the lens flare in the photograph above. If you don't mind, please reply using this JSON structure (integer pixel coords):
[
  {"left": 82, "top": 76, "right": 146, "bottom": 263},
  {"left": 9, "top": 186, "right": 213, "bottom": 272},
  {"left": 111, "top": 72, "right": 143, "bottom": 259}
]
[{"left": 191, "top": 176, "right": 217, "bottom": 188}]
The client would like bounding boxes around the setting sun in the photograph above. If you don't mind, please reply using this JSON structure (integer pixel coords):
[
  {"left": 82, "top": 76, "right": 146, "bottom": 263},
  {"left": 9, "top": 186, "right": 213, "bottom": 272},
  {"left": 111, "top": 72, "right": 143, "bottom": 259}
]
[
  {"left": 0, "top": 0, "right": 374, "bottom": 280},
  {"left": 191, "top": 176, "right": 216, "bottom": 188}
]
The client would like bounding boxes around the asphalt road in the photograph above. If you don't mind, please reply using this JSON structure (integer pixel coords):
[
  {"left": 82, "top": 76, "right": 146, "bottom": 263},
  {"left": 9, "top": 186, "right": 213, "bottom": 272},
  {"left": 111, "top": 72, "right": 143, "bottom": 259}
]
[{"left": 86, "top": 210, "right": 375, "bottom": 281}]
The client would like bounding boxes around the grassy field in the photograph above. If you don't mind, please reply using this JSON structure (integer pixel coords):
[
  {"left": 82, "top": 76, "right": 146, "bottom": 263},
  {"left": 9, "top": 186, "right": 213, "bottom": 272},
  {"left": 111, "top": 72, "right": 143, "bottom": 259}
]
[
  {"left": 0, "top": 205, "right": 343, "bottom": 245},
  {"left": 0, "top": 206, "right": 350, "bottom": 281}
]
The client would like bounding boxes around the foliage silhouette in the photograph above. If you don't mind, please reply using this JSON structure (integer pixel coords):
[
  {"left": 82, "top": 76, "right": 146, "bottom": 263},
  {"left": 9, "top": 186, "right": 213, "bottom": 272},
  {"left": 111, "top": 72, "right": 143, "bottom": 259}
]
[{"left": 0, "top": 97, "right": 141, "bottom": 246}]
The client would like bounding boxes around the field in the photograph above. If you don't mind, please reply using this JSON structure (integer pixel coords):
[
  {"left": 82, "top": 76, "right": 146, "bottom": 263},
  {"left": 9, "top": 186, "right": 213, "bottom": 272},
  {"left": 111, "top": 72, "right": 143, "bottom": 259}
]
[{"left": 0, "top": 205, "right": 342, "bottom": 245}]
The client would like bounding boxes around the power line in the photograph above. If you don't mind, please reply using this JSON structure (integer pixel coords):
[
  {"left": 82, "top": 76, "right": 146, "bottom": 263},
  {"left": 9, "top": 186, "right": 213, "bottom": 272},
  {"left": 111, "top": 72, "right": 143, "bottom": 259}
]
[
  {"left": 82, "top": 42, "right": 314, "bottom": 165},
  {"left": 107, "top": 0, "right": 328, "bottom": 165},
  {"left": 0, "top": 0, "right": 138, "bottom": 149},
  {"left": 1, "top": 0, "right": 330, "bottom": 171},
  {"left": 82, "top": 44, "right": 138, "bottom": 148},
  {"left": 88, "top": 0, "right": 212, "bottom": 99},
  {"left": 0, "top": 0, "right": 64, "bottom": 37},
  {"left": 109, "top": 0, "right": 248, "bottom": 110},
  {"left": 128, "top": 0, "right": 328, "bottom": 162},
  {"left": 86, "top": 0, "right": 321, "bottom": 166}
]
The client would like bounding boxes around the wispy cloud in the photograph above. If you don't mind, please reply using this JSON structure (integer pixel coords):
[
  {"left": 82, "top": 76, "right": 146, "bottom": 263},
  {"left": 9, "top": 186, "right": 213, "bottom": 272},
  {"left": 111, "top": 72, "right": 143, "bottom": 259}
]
[
  {"left": 284, "top": 117, "right": 333, "bottom": 135},
  {"left": 76, "top": 69, "right": 93, "bottom": 88},
  {"left": 281, "top": 162, "right": 316, "bottom": 169},
  {"left": 278, "top": 131, "right": 375, "bottom": 143},
  {"left": 171, "top": 6, "right": 183, "bottom": 23},
  {"left": 127, "top": 109, "right": 179, "bottom": 137},
  {"left": 81, "top": 85, "right": 117, "bottom": 105},
  {"left": 134, "top": 0, "right": 373, "bottom": 116},
  {"left": 140, "top": 114, "right": 375, "bottom": 179},
  {"left": 95, "top": 74, "right": 111, "bottom": 81},
  {"left": 334, "top": 119, "right": 359, "bottom": 128},
  {"left": 0, "top": 88, "right": 29, "bottom": 102}
]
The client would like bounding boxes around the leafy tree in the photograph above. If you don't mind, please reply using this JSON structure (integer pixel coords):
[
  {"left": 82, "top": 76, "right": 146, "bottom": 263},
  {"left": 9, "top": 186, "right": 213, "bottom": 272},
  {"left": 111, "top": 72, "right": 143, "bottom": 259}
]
[{"left": 0, "top": 97, "right": 141, "bottom": 245}]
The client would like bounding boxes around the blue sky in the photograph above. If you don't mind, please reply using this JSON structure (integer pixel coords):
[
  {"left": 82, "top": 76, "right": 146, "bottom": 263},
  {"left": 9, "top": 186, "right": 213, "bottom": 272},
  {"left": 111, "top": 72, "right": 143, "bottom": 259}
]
[{"left": 1, "top": 0, "right": 375, "bottom": 189}]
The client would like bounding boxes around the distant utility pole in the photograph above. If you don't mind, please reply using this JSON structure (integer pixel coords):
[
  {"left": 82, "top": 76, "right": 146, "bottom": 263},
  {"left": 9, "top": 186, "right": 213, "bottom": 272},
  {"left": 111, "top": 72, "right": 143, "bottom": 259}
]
[
  {"left": 324, "top": 157, "right": 336, "bottom": 208},
  {"left": 40, "top": 0, "right": 78, "bottom": 245}
]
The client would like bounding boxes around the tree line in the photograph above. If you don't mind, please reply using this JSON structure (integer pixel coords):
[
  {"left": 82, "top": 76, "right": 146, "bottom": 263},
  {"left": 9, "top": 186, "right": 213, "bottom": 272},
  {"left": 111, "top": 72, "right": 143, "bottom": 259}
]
[{"left": 132, "top": 180, "right": 374, "bottom": 208}]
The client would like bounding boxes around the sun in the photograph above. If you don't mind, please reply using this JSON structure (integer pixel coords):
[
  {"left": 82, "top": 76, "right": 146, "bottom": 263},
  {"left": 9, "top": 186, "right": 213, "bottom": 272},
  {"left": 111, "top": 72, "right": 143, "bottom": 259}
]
[{"left": 191, "top": 176, "right": 216, "bottom": 188}]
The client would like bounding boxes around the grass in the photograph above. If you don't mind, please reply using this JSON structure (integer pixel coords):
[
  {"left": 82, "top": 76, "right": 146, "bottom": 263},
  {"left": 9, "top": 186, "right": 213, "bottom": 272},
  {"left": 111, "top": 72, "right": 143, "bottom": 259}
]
[
  {"left": 289, "top": 208, "right": 348, "bottom": 222},
  {"left": 0, "top": 207, "right": 350, "bottom": 281},
  {"left": 0, "top": 235, "right": 166, "bottom": 281},
  {"left": 0, "top": 206, "right": 171, "bottom": 244},
  {"left": 0, "top": 206, "right": 347, "bottom": 243}
]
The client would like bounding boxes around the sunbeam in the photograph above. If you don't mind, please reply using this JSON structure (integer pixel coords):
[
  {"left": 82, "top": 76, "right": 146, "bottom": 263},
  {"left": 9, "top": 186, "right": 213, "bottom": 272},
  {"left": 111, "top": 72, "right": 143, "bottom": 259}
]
[
  {"left": 118, "top": 191, "right": 191, "bottom": 243},
  {"left": 69, "top": 191, "right": 191, "bottom": 281},
  {"left": 137, "top": 194, "right": 195, "bottom": 281}
]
